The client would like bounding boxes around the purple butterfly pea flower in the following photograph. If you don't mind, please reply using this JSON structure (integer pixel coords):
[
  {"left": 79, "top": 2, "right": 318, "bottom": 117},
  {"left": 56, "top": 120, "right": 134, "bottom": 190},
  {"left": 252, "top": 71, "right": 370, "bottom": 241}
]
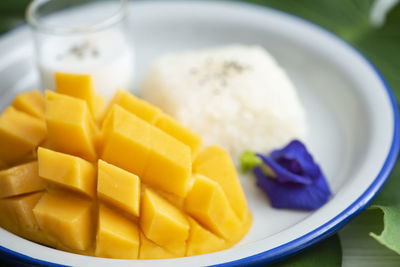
[{"left": 250, "top": 140, "right": 331, "bottom": 210}]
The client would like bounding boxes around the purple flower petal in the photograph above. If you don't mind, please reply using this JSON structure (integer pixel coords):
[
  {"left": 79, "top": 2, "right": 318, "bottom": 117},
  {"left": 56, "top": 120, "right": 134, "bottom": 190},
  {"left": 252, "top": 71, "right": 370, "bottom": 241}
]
[
  {"left": 270, "top": 140, "right": 321, "bottom": 182},
  {"left": 251, "top": 140, "right": 332, "bottom": 211},
  {"left": 256, "top": 153, "right": 313, "bottom": 185},
  {"left": 253, "top": 166, "right": 331, "bottom": 210}
]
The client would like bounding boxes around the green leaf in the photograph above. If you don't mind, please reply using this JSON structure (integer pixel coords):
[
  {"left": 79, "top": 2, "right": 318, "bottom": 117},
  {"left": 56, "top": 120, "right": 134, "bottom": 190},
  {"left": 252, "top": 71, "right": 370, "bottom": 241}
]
[
  {"left": 0, "top": 0, "right": 31, "bottom": 14},
  {"left": 366, "top": 152, "right": 400, "bottom": 257},
  {"left": 353, "top": 4, "right": 400, "bottom": 104},
  {"left": 241, "top": 0, "right": 375, "bottom": 42},
  {"left": 369, "top": 205, "right": 400, "bottom": 255},
  {"left": 339, "top": 208, "right": 400, "bottom": 266},
  {"left": 271, "top": 234, "right": 342, "bottom": 267}
]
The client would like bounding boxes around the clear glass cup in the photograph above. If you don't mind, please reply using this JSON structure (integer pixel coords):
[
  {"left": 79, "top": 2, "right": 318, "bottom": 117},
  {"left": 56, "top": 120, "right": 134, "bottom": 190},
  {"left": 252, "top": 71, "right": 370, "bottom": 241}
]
[{"left": 26, "top": 0, "right": 134, "bottom": 100}]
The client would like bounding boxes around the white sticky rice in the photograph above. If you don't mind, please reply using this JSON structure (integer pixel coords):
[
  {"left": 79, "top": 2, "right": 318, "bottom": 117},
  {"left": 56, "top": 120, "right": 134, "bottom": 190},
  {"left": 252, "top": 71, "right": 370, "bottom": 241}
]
[{"left": 140, "top": 45, "right": 307, "bottom": 161}]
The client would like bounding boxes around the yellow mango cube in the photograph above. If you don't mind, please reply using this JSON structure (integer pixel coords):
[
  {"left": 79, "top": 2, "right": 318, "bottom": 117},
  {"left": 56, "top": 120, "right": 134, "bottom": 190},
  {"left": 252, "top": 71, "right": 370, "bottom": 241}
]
[
  {"left": 186, "top": 217, "right": 225, "bottom": 256},
  {"left": 155, "top": 114, "right": 203, "bottom": 158},
  {"left": 95, "top": 204, "right": 139, "bottom": 259},
  {"left": 55, "top": 72, "right": 95, "bottom": 116},
  {"left": 93, "top": 95, "right": 105, "bottom": 123},
  {"left": 0, "top": 161, "right": 44, "bottom": 199},
  {"left": 0, "top": 191, "right": 56, "bottom": 247},
  {"left": 97, "top": 160, "right": 140, "bottom": 216},
  {"left": 0, "top": 107, "right": 46, "bottom": 165},
  {"left": 0, "top": 192, "right": 43, "bottom": 237},
  {"left": 33, "top": 191, "right": 93, "bottom": 251},
  {"left": 184, "top": 174, "right": 241, "bottom": 241},
  {"left": 139, "top": 232, "right": 176, "bottom": 259},
  {"left": 12, "top": 90, "right": 45, "bottom": 119},
  {"left": 143, "top": 127, "right": 192, "bottom": 197},
  {"left": 38, "top": 147, "right": 96, "bottom": 197},
  {"left": 0, "top": 78, "right": 252, "bottom": 259},
  {"left": 103, "top": 89, "right": 161, "bottom": 124},
  {"left": 153, "top": 189, "right": 185, "bottom": 210},
  {"left": 140, "top": 188, "right": 189, "bottom": 256},
  {"left": 45, "top": 91, "right": 98, "bottom": 162},
  {"left": 101, "top": 106, "right": 151, "bottom": 176},
  {"left": 193, "top": 146, "right": 248, "bottom": 220}
]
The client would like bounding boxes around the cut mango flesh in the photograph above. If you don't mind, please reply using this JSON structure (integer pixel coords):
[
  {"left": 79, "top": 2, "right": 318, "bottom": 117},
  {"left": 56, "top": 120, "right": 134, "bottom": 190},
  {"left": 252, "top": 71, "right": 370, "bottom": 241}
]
[
  {"left": 0, "top": 106, "right": 46, "bottom": 165},
  {"left": 33, "top": 190, "right": 93, "bottom": 251},
  {"left": 104, "top": 89, "right": 161, "bottom": 124},
  {"left": 93, "top": 95, "right": 105, "bottom": 123},
  {"left": 103, "top": 90, "right": 203, "bottom": 158},
  {"left": 0, "top": 161, "right": 44, "bottom": 198},
  {"left": 97, "top": 160, "right": 140, "bottom": 216},
  {"left": 101, "top": 105, "right": 151, "bottom": 176},
  {"left": 0, "top": 192, "right": 43, "bottom": 235},
  {"left": 184, "top": 174, "right": 241, "bottom": 241},
  {"left": 12, "top": 90, "right": 45, "bottom": 119},
  {"left": 155, "top": 114, "right": 203, "bottom": 158},
  {"left": 143, "top": 127, "right": 192, "bottom": 197},
  {"left": 0, "top": 87, "right": 252, "bottom": 260},
  {"left": 55, "top": 72, "right": 96, "bottom": 116},
  {"left": 139, "top": 232, "right": 176, "bottom": 259},
  {"left": 153, "top": 189, "right": 185, "bottom": 210},
  {"left": 95, "top": 204, "right": 139, "bottom": 259},
  {"left": 38, "top": 147, "right": 96, "bottom": 197},
  {"left": 45, "top": 91, "right": 98, "bottom": 162},
  {"left": 186, "top": 217, "right": 225, "bottom": 256},
  {"left": 193, "top": 146, "right": 248, "bottom": 220},
  {"left": 0, "top": 192, "right": 54, "bottom": 247},
  {"left": 140, "top": 188, "right": 189, "bottom": 256},
  {"left": 103, "top": 106, "right": 192, "bottom": 197}
]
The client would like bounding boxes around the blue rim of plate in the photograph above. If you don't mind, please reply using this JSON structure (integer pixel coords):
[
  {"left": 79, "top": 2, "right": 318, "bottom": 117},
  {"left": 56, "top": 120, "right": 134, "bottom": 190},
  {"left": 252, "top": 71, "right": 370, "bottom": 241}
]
[{"left": 0, "top": 1, "right": 399, "bottom": 266}]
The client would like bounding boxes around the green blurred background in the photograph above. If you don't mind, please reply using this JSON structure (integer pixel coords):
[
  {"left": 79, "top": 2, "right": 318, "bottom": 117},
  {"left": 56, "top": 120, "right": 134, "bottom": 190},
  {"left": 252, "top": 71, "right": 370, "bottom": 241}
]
[
  {"left": 0, "top": 0, "right": 31, "bottom": 34},
  {"left": 0, "top": 0, "right": 400, "bottom": 266}
]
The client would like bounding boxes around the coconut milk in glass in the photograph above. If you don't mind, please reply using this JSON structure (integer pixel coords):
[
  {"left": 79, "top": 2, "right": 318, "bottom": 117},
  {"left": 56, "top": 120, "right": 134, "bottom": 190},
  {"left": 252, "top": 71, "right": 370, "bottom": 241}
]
[{"left": 26, "top": 0, "right": 134, "bottom": 100}]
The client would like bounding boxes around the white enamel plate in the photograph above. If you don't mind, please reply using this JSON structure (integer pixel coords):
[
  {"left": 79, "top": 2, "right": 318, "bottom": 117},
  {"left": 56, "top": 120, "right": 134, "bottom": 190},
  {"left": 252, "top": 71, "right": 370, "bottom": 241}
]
[{"left": 0, "top": 1, "right": 398, "bottom": 266}]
